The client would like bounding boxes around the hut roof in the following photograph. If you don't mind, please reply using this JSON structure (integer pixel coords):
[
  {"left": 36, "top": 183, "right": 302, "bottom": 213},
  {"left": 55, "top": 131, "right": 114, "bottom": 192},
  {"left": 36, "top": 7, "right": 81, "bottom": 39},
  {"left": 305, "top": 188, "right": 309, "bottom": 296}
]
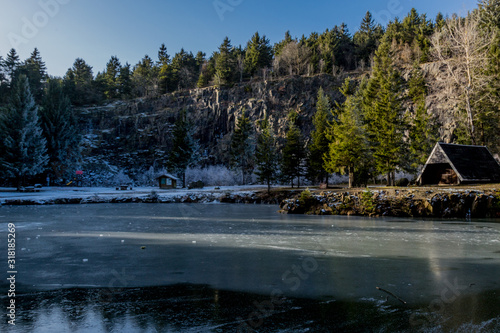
[
  {"left": 418, "top": 143, "right": 500, "bottom": 183},
  {"left": 156, "top": 174, "right": 180, "bottom": 180}
]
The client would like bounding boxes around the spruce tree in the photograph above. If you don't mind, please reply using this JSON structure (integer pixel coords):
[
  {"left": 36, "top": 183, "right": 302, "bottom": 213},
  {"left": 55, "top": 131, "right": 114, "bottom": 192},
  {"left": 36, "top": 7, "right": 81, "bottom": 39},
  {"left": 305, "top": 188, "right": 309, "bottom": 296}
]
[
  {"left": 230, "top": 114, "right": 254, "bottom": 185},
  {"left": 244, "top": 32, "right": 273, "bottom": 77},
  {"left": 307, "top": 87, "right": 331, "bottom": 184},
  {"left": 158, "top": 43, "right": 170, "bottom": 65},
  {"left": 169, "top": 49, "right": 197, "bottom": 90},
  {"left": 40, "top": 79, "right": 81, "bottom": 181},
  {"left": 104, "top": 56, "right": 121, "bottom": 99},
  {"left": 118, "top": 63, "right": 133, "bottom": 98},
  {"left": 435, "top": 13, "right": 446, "bottom": 31},
  {"left": 132, "top": 55, "right": 158, "bottom": 97},
  {"left": 406, "top": 64, "right": 435, "bottom": 171},
  {"left": 477, "top": 1, "right": 500, "bottom": 148},
  {"left": 362, "top": 38, "right": 406, "bottom": 185},
  {"left": 0, "top": 55, "right": 7, "bottom": 104},
  {"left": 274, "top": 31, "right": 294, "bottom": 57},
  {"left": 4, "top": 49, "right": 20, "bottom": 84},
  {"left": 21, "top": 48, "right": 47, "bottom": 103},
  {"left": 281, "top": 114, "right": 305, "bottom": 188},
  {"left": 255, "top": 118, "right": 277, "bottom": 193},
  {"left": 0, "top": 75, "right": 48, "bottom": 188},
  {"left": 63, "top": 58, "right": 95, "bottom": 105},
  {"left": 158, "top": 43, "right": 171, "bottom": 94},
  {"left": 215, "top": 37, "right": 235, "bottom": 85},
  {"left": 353, "top": 12, "right": 383, "bottom": 65},
  {"left": 324, "top": 81, "right": 367, "bottom": 188}
]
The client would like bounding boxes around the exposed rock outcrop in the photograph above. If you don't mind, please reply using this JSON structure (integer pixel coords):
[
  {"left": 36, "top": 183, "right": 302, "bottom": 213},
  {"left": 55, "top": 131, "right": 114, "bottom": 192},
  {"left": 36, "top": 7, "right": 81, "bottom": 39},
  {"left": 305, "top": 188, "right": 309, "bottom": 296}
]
[
  {"left": 279, "top": 188, "right": 500, "bottom": 218},
  {"left": 77, "top": 75, "right": 343, "bottom": 179}
]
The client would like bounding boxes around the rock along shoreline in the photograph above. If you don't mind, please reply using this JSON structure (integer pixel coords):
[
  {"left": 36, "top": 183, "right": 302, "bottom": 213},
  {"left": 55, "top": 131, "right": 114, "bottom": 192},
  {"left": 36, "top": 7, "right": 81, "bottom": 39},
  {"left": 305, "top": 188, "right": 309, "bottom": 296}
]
[{"left": 280, "top": 187, "right": 500, "bottom": 219}]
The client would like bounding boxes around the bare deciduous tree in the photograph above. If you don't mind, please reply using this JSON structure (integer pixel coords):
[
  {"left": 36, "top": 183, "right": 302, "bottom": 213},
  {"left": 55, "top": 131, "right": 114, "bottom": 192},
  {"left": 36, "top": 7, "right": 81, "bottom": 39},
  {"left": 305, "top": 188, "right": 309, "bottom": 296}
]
[
  {"left": 431, "top": 13, "right": 493, "bottom": 144},
  {"left": 274, "top": 41, "right": 311, "bottom": 76}
]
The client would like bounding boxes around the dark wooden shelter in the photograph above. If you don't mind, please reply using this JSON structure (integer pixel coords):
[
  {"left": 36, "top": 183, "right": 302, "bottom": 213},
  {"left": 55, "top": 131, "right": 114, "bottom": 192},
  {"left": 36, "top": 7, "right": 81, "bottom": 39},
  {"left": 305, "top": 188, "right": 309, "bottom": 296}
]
[
  {"left": 157, "top": 174, "right": 179, "bottom": 189},
  {"left": 417, "top": 143, "right": 500, "bottom": 185}
]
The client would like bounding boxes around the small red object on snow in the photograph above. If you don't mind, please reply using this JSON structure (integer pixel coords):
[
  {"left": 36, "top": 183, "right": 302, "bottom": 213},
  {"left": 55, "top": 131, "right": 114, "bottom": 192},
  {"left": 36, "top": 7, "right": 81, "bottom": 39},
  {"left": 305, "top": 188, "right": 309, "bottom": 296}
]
[{"left": 76, "top": 170, "right": 83, "bottom": 175}]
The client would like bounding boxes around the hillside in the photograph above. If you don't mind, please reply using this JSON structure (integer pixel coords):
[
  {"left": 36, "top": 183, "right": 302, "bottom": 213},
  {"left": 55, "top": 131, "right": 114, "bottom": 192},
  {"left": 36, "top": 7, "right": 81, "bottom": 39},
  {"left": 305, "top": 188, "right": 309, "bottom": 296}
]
[{"left": 76, "top": 65, "right": 480, "bottom": 186}]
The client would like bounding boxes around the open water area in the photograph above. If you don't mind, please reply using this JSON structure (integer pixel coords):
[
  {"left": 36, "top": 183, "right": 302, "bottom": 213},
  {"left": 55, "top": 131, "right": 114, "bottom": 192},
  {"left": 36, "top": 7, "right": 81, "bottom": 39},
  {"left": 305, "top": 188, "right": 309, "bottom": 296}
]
[{"left": 1, "top": 203, "right": 499, "bottom": 332}]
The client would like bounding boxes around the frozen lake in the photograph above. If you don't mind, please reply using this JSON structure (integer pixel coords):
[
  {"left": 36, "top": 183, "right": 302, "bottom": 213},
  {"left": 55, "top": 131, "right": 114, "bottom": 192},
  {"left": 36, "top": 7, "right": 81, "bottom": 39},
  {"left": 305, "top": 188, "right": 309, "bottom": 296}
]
[{"left": 1, "top": 203, "right": 499, "bottom": 332}]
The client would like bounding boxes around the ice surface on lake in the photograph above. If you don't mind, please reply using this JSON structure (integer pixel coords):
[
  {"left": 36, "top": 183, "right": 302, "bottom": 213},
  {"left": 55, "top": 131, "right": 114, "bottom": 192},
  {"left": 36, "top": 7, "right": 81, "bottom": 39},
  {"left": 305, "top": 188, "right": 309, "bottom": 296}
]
[{"left": 1, "top": 203, "right": 499, "bottom": 332}]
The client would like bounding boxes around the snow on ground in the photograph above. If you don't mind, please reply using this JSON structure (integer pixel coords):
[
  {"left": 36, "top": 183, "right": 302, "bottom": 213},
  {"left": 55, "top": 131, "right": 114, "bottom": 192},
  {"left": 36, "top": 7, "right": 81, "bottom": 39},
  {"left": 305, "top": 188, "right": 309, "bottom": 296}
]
[{"left": 0, "top": 185, "right": 269, "bottom": 204}]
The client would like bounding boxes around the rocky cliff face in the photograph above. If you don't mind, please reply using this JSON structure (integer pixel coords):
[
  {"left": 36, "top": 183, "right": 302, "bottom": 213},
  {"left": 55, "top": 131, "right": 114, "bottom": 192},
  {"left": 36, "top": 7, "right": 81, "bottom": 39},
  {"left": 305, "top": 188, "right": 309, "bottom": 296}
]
[{"left": 77, "top": 74, "right": 344, "bottom": 182}]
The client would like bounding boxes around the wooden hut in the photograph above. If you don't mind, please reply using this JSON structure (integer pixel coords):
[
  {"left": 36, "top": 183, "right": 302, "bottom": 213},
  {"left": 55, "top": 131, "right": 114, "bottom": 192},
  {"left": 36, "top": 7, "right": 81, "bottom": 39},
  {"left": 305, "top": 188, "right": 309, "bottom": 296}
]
[
  {"left": 417, "top": 143, "right": 500, "bottom": 185},
  {"left": 157, "top": 174, "right": 179, "bottom": 189}
]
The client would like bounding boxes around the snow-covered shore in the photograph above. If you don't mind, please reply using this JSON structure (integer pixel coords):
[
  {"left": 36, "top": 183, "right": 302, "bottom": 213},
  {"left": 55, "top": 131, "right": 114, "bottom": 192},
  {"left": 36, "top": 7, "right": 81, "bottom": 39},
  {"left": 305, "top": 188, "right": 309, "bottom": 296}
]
[{"left": 0, "top": 185, "right": 280, "bottom": 206}]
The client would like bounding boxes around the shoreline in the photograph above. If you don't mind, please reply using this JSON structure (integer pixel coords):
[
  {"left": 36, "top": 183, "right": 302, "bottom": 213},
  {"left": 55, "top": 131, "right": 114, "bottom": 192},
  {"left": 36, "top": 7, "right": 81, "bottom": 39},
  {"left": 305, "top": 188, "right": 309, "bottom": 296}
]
[
  {"left": 0, "top": 185, "right": 292, "bottom": 206},
  {"left": 1, "top": 185, "right": 499, "bottom": 219}
]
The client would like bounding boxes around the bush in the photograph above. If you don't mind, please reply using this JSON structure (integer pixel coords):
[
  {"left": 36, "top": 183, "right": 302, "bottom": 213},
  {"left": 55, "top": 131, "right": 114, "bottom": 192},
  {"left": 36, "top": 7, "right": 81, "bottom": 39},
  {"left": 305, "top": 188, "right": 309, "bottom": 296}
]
[
  {"left": 112, "top": 170, "right": 133, "bottom": 185},
  {"left": 299, "top": 188, "right": 316, "bottom": 207},
  {"left": 147, "top": 190, "right": 159, "bottom": 202},
  {"left": 396, "top": 178, "right": 410, "bottom": 187},
  {"left": 360, "top": 189, "right": 375, "bottom": 214},
  {"left": 185, "top": 166, "right": 240, "bottom": 186},
  {"left": 188, "top": 180, "right": 205, "bottom": 189},
  {"left": 136, "top": 166, "right": 157, "bottom": 186}
]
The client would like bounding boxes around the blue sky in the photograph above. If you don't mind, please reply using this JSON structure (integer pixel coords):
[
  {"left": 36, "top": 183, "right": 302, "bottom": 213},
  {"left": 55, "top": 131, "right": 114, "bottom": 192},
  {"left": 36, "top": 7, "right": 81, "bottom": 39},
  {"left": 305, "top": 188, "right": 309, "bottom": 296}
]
[{"left": 0, "top": 0, "right": 478, "bottom": 77}]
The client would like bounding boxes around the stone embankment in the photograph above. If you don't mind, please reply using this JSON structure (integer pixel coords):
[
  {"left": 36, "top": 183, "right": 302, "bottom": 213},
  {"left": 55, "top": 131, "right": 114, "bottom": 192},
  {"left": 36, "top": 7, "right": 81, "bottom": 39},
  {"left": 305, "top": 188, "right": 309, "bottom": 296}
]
[{"left": 279, "top": 188, "right": 500, "bottom": 219}]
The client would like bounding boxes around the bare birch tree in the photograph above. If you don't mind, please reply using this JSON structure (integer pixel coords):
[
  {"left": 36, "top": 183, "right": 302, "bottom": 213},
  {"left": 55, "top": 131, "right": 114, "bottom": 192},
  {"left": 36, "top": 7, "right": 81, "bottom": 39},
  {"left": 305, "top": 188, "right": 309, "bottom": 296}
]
[
  {"left": 431, "top": 13, "right": 493, "bottom": 144},
  {"left": 274, "top": 41, "right": 311, "bottom": 76}
]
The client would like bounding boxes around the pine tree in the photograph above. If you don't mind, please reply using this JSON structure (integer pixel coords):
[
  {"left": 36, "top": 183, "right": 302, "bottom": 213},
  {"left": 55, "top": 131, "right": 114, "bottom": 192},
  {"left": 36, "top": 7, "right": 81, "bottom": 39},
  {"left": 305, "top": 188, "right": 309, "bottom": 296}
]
[
  {"left": 281, "top": 114, "right": 305, "bottom": 188},
  {"left": 362, "top": 38, "right": 406, "bottom": 185},
  {"left": 230, "top": 114, "right": 254, "bottom": 185},
  {"left": 0, "top": 75, "right": 48, "bottom": 188},
  {"left": 255, "top": 118, "right": 277, "bottom": 193},
  {"left": 167, "top": 110, "right": 198, "bottom": 188},
  {"left": 40, "top": 79, "right": 81, "bottom": 181},
  {"left": 307, "top": 87, "right": 331, "bottom": 184},
  {"left": 104, "top": 56, "right": 121, "bottom": 99},
  {"left": 324, "top": 81, "right": 367, "bottom": 188}
]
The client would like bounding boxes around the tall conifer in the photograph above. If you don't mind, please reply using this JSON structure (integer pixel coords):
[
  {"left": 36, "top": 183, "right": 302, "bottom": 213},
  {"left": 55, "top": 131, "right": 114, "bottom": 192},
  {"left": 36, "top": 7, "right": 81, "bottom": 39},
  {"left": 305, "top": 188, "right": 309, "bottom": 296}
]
[{"left": 0, "top": 75, "right": 48, "bottom": 188}]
